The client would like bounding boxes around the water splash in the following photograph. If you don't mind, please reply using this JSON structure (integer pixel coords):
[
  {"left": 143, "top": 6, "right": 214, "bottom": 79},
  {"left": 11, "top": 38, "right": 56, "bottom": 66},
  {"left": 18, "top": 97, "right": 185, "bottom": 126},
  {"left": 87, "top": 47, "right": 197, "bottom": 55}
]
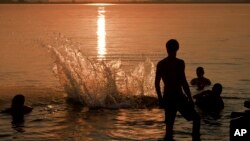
[{"left": 45, "top": 34, "right": 157, "bottom": 108}]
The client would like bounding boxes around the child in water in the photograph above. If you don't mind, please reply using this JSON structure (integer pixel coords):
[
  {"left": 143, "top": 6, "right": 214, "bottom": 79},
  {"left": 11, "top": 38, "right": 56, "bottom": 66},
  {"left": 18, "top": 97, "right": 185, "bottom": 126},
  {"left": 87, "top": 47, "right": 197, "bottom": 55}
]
[
  {"left": 193, "top": 83, "right": 224, "bottom": 112},
  {"left": 191, "top": 67, "right": 211, "bottom": 90},
  {"left": 2, "top": 94, "right": 33, "bottom": 123}
]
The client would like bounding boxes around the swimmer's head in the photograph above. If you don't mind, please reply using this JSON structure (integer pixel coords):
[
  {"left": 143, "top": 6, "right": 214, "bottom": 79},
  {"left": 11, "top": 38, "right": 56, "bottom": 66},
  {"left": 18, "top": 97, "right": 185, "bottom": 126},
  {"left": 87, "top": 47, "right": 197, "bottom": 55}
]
[
  {"left": 11, "top": 94, "right": 25, "bottom": 108},
  {"left": 196, "top": 67, "right": 204, "bottom": 78},
  {"left": 212, "top": 83, "right": 223, "bottom": 96}
]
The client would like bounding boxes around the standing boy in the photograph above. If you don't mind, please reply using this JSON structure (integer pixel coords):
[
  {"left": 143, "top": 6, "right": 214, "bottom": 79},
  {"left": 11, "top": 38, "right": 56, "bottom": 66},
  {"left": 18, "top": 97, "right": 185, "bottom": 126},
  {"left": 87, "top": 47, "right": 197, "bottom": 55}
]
[{"left": 155, "top": 39, "right": 200, "bottom": 141}]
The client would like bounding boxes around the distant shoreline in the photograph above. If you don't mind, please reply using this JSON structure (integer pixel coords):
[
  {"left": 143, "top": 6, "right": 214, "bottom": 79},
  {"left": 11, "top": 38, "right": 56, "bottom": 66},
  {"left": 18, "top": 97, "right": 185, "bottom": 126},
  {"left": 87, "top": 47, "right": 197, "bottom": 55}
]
[{"left": 1, "top": 2, "right": 250, "bottom": 4}]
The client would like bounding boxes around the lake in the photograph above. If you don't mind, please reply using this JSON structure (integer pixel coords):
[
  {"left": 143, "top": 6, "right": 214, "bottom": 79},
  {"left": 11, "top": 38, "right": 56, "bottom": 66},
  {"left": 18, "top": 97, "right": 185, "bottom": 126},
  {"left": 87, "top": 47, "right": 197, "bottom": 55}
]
[{"left": 0, "top": 3, "right": 250, "bottom": 141}]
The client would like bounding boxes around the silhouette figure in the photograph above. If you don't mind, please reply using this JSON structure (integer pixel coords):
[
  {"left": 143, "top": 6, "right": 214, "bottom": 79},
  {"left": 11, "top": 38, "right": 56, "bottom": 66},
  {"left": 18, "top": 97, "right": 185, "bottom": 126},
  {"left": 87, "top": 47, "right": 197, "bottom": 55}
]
[
  {"left": 155, "top": 39, "right": 200, "bottom": 141},
  {"left": 190, "top": 67, "right": 211, "bottom": 90},
  {"left": 230, "top": 100, "right": 250, "bottom": 119},
  {"left": 244, "top": 100, "right": 250, "bottom": 109},
  {"left": 230, "top": 100, "right": 250, "bottom": 141},
  {"left": 2, "top": 94, "right": 33, "bottom": 123},
  {"left": 193, "top": 83, "right": 224, "bottom": 112}
]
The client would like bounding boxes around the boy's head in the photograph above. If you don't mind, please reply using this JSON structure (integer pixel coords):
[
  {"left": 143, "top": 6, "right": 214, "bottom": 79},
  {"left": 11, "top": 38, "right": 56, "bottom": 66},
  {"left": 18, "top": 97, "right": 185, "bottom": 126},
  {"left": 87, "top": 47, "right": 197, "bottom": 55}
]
[
  {"left": 166, "top": 39, "right": 179, "bottom": 56},
  {"left": 196, "top": 67, "right": 204, "bottom": 78},
  {"left": 212, "top": 83, "right": 223, "bottom": 96},
  {"left": 12, "top": 94, "right": 25, "bottom": 108}
]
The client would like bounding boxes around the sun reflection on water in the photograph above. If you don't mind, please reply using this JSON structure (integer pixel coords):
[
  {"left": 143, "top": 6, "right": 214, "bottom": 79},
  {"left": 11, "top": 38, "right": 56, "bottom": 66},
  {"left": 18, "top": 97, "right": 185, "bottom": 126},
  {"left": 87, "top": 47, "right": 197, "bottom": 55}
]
[{"left": 97, "top": 7, "right": 106, "bottom": 59}]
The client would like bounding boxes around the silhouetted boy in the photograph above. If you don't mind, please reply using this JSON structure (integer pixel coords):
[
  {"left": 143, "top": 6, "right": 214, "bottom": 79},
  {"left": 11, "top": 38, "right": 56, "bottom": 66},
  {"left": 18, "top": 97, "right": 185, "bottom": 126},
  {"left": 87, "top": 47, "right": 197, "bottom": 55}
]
[
  {"left": 155, "top": 39, "right": 200, "bottom": 141},
  {"left": 193, "top": 83, "right": 224, "bottom": 112},
  {"left": 191, "top": 67, "right": 211, "bottom": 90},
  {"left": 2, "top": 94, "right": 33, "bottom": 123}
]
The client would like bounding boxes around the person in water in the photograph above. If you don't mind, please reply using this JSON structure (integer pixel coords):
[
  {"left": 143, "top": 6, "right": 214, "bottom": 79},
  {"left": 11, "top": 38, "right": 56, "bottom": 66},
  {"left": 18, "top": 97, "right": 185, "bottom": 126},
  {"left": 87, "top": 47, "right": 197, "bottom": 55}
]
[
  {"left": 2, "top": 94, "right": 33, "bottom": 123},
  {"left": 190, "top": 67, "right": 211, "bottom": 90},
  {"left": 230, "top": 100, "right": 250, "bottom": 141},
  {"left": 155, "top": 39, "right": 200, "bottom": 141},
  {"left": 193, "top": 83, "right": 224, "bottom": 112}
]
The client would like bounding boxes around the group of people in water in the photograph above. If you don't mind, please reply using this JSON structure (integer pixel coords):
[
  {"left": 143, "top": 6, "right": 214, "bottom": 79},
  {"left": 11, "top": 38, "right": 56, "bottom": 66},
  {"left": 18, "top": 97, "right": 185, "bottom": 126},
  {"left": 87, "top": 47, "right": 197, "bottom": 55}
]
[
  {"left": 2, "top": 39, "right": 226, "bottom": 141},
  {"left": 191, "top": 67, "right": 224, "bottom": 112}
]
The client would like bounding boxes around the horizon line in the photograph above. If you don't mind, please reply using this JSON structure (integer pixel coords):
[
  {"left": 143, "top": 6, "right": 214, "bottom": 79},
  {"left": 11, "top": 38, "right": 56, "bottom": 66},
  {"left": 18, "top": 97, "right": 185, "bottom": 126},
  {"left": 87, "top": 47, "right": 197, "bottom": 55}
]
[{"left": 1, "top": 2, "right": 250, "bottom": 4}]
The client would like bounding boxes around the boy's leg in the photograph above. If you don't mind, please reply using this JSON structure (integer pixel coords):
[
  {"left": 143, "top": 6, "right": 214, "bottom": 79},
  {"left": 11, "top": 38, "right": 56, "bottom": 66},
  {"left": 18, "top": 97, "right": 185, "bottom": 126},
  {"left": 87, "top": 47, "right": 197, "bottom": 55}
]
[
  {"left": 164, "top": 107, "right": 177, "bottom": 141},
  {"left": 192, "top": 112, "right": 200, "bottom": 141},
  {"left": 178, "top": 102, "right": 201, "bottom": 141}
]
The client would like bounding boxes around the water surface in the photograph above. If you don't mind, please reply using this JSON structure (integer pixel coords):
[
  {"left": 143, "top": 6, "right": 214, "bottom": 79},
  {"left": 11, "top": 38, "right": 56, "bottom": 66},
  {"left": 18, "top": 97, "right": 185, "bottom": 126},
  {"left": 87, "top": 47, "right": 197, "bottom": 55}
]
[{"left": 0, "top": 4, "right": 250, "bottom": 141}]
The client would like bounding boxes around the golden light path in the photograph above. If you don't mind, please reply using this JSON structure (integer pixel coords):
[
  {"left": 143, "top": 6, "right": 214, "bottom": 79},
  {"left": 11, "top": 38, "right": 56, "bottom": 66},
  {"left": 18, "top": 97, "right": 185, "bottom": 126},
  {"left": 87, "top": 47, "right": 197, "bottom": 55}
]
[{"left": 97, "top": 6, "right": 106, "bottom": 59}]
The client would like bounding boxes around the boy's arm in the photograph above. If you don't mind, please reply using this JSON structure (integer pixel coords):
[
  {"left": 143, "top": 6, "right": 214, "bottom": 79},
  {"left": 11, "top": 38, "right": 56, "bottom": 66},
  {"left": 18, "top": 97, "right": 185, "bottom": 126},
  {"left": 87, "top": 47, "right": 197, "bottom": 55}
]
[
  {"left": 190, "top": 78, "right": 196, "bottom": 85},
  {"left": 155, "top": 64, "right": 163, "bottom": 107},
  {"left": 193, "top": 92, "right": 206, "bottom": 99},
  {"left": 24, "top": 105, "right": 33, "bottom": 114},
  {"left": 193, "top": 90, "right": 210, "bottom": 99},
  {"left": 181, "top": 61, "right": 194, "bottom": 106}
]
